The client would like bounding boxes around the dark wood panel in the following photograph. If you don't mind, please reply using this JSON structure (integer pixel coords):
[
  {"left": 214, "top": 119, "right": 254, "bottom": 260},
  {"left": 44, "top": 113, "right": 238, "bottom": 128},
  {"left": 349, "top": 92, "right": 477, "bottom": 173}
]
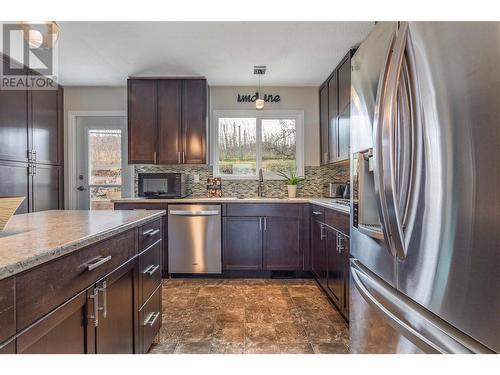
[
  {"left": 263, "top": 217, "right": 302, "bottom": 270},
  {"left": 0, "top": 161, "right": 29, "bottom": 214},
  {"left": 128, "top": 79, "right": 157, "bottom": 164},
  {"left": 325, "top": 208, "right": 349, "bottom": 235},
  {"left": 182, "top": 79, "right": 206, "bottom": 164},
  {"left": 0, "top": 338, "right": 15, "bottom": 354},
  {"left": 16, "top": 229, "right": 136, "bottom": 331},
  {"left": 225, "top": 203, "right": 303, "bottom": 218},
  {"left": 157, "top": 79, "right": 182, "bottom": 164},
  {"left": 319, "top": 84, "right": 329, "bottom": 165},
  {"left": 311, "top": 218, "right": 327, "bottom": 288},
  {"left": 95, "top": 261, "right": 136, "bottom": 354},
  {"left": 139, "top": 241, "right": 162, "bottom": 308},
  {"left": 31, "top": 88, "right": 62, "bottom": 165},
  {"left": 17, "top": 287, "right": 93, "bottom": 354},
  {"left": 31, "top": 163, "right": 62, "bottom": 212},
  {"left": 0, "top": 89, "right": 28, "bottom": 162},
  {"left": 0, "top": 277, "right": 15, "bottom": 343},
  {"left": 337, "top": 54, "right": 351, "bottom": 161},
  {"left": 326, "top": 227, "right": 343, "bottom": 307},
  {"left": 139, "top": 284, "right": 161, "bottom": 354},
  {"left": 223, "top": 217, "right": 262, "bottom": 270},
  {"left": 342, "top": 236, "right": 350, "bottom": 316},
  {"left": 328, "top": 72, "right": 338, "bottom": 163}
]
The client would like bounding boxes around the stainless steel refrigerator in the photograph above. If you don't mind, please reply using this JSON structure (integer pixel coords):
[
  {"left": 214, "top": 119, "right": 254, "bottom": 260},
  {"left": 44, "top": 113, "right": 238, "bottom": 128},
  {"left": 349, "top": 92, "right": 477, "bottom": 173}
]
[{"left": 349, "top": 22, "right": 499, "bottom": 354}]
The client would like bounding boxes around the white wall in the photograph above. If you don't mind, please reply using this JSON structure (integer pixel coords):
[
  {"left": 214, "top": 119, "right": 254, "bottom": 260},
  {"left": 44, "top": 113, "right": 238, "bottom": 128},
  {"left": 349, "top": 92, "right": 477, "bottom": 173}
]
[
  {"left": 63, "top": 86, "right": 127, "bottom": 207},
  {"left": 210, "top": 86, "right": 320, "bottom": 166}
]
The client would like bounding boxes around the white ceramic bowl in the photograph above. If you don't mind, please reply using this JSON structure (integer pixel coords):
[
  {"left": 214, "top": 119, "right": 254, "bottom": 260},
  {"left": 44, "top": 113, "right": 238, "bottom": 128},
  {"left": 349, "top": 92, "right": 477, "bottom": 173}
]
[{"left": 0, "top": 196, "right": 25, "bottom": 231}]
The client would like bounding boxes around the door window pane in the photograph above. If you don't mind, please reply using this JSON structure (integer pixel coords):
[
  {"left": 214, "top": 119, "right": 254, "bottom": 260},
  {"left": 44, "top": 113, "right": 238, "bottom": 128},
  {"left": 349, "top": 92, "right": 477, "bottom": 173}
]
[
  {"left": 262, "top": 119, "right": 297, "bottom": 176},
  {"left": 89, "top": 129, "right": 122, "bottom": 185},
  {"left": 90, "top": 186, "right": 121, "bottom": 210},
  {"left": 218, "top": 118, "right": 257, "bottom": 177}
]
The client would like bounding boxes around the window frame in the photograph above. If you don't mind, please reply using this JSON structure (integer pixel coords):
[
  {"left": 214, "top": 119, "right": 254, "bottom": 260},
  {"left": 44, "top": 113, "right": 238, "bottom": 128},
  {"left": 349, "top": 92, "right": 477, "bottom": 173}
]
[{"left": 211, "top": 109, "right": 304, "bottom": 180}]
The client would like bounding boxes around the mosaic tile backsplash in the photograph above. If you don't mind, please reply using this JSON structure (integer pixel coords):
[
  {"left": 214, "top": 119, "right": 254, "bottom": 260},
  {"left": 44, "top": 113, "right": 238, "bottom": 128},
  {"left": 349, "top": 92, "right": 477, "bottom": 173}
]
[{"left": 134, "top": 163, "right": 349, "bottom": 198}]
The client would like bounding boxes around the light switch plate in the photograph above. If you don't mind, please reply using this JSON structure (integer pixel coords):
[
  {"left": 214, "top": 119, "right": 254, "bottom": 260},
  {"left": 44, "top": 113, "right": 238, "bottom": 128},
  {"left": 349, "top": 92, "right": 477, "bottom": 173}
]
[{"left": 193, "top": 174, "right": 200, "bottom": 183}]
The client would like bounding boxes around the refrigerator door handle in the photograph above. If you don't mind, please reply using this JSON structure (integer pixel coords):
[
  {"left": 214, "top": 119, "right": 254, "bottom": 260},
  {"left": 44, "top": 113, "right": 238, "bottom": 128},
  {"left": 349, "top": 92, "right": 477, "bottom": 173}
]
[{"left": 351, "top": 259, "right": 493, "bottom": 354}]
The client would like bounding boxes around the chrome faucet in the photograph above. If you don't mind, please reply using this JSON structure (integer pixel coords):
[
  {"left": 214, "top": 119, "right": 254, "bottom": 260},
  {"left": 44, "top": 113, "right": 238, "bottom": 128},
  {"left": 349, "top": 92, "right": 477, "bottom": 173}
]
[{"left": 257, "top": 168, "right": 264, "bottom": 197}]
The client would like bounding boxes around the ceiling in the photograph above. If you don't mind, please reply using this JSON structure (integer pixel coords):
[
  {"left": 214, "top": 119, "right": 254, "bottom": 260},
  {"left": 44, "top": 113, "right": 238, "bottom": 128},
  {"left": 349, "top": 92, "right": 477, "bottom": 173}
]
[{"left": 57, "top": 22, "right": 374, "bottom": 87}]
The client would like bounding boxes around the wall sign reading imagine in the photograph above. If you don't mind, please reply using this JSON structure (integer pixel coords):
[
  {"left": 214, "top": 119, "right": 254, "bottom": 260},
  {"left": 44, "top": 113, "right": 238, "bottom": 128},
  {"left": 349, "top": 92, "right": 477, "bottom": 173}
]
[{"left": 237, "top": 92, "right": 281, "bottom": 104}]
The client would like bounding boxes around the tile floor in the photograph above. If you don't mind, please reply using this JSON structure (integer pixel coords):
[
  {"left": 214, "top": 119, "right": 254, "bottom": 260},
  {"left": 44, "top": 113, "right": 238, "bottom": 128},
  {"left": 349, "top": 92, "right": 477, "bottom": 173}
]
[{"left": 148, "top": 278, "right": 350, "bottom": 354}]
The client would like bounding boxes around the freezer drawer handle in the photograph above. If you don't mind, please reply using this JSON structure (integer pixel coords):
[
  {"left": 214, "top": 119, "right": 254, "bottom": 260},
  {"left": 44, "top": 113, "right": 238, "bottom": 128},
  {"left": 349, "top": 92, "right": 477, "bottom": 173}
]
[
  {"left": 169, "top": 210, "right": 219, "bottom": 216},
  {"left": 350, "top": 260, "right": 493, "bottom": 354}
]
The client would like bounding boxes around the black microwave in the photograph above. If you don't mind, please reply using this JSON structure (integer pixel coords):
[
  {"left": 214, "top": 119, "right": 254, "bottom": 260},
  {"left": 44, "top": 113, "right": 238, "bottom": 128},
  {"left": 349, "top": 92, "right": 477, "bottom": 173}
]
[{"left": 138, "top": 173, "right": 188, "bottom": 198}]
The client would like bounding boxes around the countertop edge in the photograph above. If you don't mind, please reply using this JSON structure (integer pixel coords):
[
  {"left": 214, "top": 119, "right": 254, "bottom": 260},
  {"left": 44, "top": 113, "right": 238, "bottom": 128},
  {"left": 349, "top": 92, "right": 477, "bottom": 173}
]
[{"left": 0, "top": 210, "right": 166, "bottom": 281}]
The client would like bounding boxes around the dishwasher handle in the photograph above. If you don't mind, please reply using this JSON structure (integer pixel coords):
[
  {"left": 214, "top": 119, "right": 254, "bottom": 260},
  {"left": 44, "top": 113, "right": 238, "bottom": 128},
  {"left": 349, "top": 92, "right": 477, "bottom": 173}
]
[{"left": 169, "top": 210, "right": 220, "bottom": 216}]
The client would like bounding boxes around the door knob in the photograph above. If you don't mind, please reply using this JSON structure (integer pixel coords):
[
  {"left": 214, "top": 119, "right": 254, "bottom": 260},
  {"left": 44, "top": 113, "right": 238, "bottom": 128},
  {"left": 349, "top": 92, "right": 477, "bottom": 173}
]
[{"left": 77, "top": 186, "right": 88, "bottom": 191}]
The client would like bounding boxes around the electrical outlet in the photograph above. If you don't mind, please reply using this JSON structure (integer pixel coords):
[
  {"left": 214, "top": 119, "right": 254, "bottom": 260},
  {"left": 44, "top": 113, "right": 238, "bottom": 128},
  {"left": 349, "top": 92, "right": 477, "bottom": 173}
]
[{"left": 193, "top": 174, "right": 200, "bottom": 183}]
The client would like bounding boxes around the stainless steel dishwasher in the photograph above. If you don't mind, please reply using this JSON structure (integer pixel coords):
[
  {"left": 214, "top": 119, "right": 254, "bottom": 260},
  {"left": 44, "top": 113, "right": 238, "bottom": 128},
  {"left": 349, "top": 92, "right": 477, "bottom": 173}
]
[{"left": 168, "top": 204, "right": 221, "bottom": 274}]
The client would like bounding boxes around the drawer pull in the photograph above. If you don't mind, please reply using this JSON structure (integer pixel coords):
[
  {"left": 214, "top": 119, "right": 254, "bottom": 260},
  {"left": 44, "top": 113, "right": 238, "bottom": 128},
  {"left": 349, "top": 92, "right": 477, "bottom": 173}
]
[
  {"left": 86, "top": 255, "right": 112, "bottom": 271},
  {"left": 143, "top": 311, "right": 160, "bottom": 327},
  {"left": 88, "top": 288, "right": 99, "bottom": 327},
  {"left": 143, "top": 229, "right": 160, "bottom": 237},
  {"left": 312, "top": 211, "right": 323, "bottom": 215},
  {"left": 143, "top": 264, "right": 160, "bottom": 276}
]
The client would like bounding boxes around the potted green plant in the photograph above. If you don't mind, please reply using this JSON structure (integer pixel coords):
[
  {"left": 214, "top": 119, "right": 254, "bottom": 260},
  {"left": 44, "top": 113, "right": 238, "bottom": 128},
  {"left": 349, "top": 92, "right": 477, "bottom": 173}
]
[{"left": 276, "top": 171, "right": 305, "bottom": 198}]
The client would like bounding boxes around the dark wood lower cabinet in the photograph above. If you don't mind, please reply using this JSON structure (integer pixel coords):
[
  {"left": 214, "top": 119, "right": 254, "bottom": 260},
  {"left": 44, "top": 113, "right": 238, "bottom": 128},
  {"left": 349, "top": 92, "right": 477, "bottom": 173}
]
[
  {"left": 95, "top": 262, "right": 136, "bottom": 354},
  {"left": 263, "top": 217, "right": 301, "bottom": 270},
  {"left": 0, "top": 339, "right": 16, "bottom": 354},
  {"left": 17, "top": 287, "right": 93, "bottom": 354},
  {"left": 223, "top": 217, "right": 262, "bottom": 270},
  {"left": 311, "top": 218, "right": 327, "bottom": 288},
  {"left": 326, "top": 227, "right": 344, "bottom": 307}
]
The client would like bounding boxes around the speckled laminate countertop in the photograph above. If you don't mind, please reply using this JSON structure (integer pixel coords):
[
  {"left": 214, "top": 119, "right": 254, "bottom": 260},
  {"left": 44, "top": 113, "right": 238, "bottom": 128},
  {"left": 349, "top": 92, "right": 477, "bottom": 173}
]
[
  {"left": 0, "top": 209, "right": 165, "bottom": 280},
  {"left": 113, "top": 197, "right": 351, "bottom": 214}
]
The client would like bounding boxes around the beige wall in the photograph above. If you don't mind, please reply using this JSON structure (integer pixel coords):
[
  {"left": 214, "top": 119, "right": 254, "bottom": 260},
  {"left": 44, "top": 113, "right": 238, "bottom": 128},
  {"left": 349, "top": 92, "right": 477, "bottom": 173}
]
[{"left": 210, "top": 86, "right": 320, "bottom": 166}]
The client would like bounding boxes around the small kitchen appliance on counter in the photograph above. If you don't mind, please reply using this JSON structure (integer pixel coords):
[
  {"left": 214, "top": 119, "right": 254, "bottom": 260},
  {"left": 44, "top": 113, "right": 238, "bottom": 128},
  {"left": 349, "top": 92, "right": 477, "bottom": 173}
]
[
  {"left": 138, "top": 172, "right": 188, "bottom": 198},
  {"left": 323, "top": 182, "right": 348, "bottom": 198}
]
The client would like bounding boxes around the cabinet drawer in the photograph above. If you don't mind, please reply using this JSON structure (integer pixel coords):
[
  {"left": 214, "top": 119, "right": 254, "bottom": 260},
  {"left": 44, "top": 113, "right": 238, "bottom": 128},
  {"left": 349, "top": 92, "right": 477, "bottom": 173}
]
[
  {"left": 0, "top": 277, "right": 15, "bottom": 343},
  {"left": 325, "top": 208, "right": 349, "bottom": 235},
  {"left": 141, "top": 219, "right": 162, "bottom": 251},
  {"left": 16, "top": 229, "right": 136, "bottom": 331},
  {"left": 226, "top": 203, "right": 302, "bottom": 218},
  {"left": 310, "top": 204, "right": 325, "bottom": 222},
  {"left": 139, "top": 241, "right": 162, "bottom": 307},
  {"left": 140, "top": 285, "right": 162, "bottom": 353}
]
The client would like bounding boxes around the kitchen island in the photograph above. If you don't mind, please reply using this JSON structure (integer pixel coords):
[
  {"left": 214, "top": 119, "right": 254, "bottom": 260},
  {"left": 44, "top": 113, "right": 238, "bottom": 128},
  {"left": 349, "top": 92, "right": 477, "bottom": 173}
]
[{"left": 0, "top": 209, "right": 165, "bottom": 354}]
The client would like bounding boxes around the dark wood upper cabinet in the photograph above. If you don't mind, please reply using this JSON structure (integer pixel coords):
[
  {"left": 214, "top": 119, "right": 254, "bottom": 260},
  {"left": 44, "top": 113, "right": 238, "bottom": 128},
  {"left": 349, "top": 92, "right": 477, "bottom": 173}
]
[
  {"left": 319, "top": 84, "right": 329, "bottom": 165},
  {"left": 263, "top": 217, "right": 301, "bottom": 270},
  {"left": 319, "top": 49, "right": 354, "bottom": 164},
  {"left": 157, "top": 79, "right": 182, "bottom": 164},
  {"left": 128, "top": 79, "right": 157, "bottom": 164},
  {"left": 223, "top": 217, "right": 262, "bottom": 270},
  {"left": 31, "top": 88, "right": 63, "bottom": 165},
  {"left": 328, "top": 72, "right": 338, "bottom": 164},
  {"left": 0, "top": 89, "right": 29, "bottom": 162},
  {"left": 128, "top": 78, "right": 207, "bottom": 165},
  {"left": 182, "top": 79, "right": 207, "bottom": 164}
]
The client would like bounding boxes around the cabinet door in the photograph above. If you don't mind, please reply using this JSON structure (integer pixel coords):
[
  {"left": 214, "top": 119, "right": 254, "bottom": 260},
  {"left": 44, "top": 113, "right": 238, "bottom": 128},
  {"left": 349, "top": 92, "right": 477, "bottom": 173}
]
[
  {"left": 319, "top": 84, "right": 329, "bottom": 165},
  {"left": 341, "top": 235, "right": 350, "bottom": 315},
  {"left": 326, "top": 227, "right": 344, "bottom": 307},
  {"left": 263, "top": 217, "right": 301, "bottom": 270},
  {"left": 328, "top": 73, "right": 338, "bottom": 163},
  {"left": 17, "top": 287, "right": 94, "bottom": 354},
  {"left": 31, "top": 88, "right": 62, "bottom": 165},
  {"left": 311, "top": 219, "right": 327, "bottom": 288},
  {"left": 337, "top": 56, "right": 351, "bottom": 161},
  {"left": 32, "top": 164, "right": 62, "bottom": 212},
  {"left": 95, "top": 261, "right": 136, "bottom": 354},
  {"left": 182, "top": 79, "right": 206, "bottom": 164},
  {"left": 0, "top": 89, "right": 29, "bottom": 162},
  {"left": 157, "top": 79, "right": 182, "bottom": 164},
  {"left": 128, "top": 79, "right": 157, "bottom": 164},
  {"left": 223, "top": 217, "right": 262, "bottom": 270},
  {"left": 0, "top": 161, "right": 29, "bottom": 214}
]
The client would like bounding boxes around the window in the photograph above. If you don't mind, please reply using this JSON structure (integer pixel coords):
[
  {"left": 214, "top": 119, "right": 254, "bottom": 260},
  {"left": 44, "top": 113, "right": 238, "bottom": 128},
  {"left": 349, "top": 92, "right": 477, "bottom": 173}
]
[
  {"left": 88, "top": 129, "right": 123, "bottom": 210},
  {"left": 212, "top": 110, "right": 304, "bottom": 180}
]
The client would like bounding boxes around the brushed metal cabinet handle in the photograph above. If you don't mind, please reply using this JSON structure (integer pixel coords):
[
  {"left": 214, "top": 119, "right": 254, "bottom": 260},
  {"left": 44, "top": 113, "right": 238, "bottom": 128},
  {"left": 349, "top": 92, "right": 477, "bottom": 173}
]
[
  {"left": 264, "top": 217, "right": 267, "bottom": 231},
  {"left": 143, "top": 264, "right": 160, "bottom": 276},
  {"left": 86, "top": 255, "right": 112, "bottom": 271},
  {"left": 312, "top": 211, "right": 322, "bottom": 215},
  {"left": 143, "top": 311, "right": 160, "bottom": 327},
  {"left": 143, "top": 228, "right": 160, "bottom": 237},
  {"left": 97, "top": 280, "right": 107, "bottom": 318},
  {"left": 178, "top": 151, "right": 181, "bottom": 164},
  {"left": 88, "top": 288, "right": 99, "bottom": 327}
]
